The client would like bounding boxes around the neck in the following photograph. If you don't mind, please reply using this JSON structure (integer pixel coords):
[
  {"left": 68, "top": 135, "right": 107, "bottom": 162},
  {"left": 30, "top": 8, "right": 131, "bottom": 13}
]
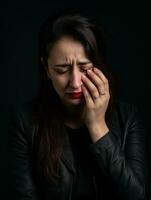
[{"left": 61, "top": 103, "right": 85, "bottom": 128}]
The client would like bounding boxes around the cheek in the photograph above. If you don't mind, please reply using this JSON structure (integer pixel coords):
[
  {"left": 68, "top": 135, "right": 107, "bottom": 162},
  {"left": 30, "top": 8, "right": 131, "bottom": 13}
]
[{"left": 51, "top": 76, "right": 68, "bottom": 92}]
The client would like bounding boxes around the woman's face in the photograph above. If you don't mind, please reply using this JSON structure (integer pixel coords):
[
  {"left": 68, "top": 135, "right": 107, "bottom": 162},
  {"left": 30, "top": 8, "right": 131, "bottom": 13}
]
[{"left": 46, "top": 36, "right": 93, "bottom": 106}]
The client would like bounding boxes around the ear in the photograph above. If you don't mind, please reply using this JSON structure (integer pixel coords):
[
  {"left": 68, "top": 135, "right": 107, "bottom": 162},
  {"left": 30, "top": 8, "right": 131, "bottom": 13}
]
[{"left": 41, "top": 57, "right": 51, "bottom": 79}]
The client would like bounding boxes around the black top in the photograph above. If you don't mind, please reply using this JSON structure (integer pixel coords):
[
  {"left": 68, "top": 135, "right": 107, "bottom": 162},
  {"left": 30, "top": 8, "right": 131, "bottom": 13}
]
[
  {"left": 9, "top": 101, "right": 148, "bottom": 200},
  {"left": 66, "top": 125, "right": 96, "bottom": 200}
]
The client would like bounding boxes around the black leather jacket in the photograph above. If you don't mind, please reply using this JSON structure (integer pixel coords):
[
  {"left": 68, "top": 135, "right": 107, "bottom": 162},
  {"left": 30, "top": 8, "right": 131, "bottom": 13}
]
[{"left": 8, "top": 101, "right": 148, "bottom": 200}]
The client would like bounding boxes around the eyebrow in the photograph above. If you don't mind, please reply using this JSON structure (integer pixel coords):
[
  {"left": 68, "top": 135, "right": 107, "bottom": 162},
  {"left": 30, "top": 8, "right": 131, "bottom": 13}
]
[{"left": 54, "top": 61, "right": 92, "bottom": 67}]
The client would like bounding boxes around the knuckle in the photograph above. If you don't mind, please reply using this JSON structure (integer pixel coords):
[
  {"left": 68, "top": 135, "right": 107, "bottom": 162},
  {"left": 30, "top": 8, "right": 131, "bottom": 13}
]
[
  {"left": 91, "top": 87, "right": 96, "bottom": 93},
  {"left": 104, "top": 79, "right": 108, "bottom": 85}
]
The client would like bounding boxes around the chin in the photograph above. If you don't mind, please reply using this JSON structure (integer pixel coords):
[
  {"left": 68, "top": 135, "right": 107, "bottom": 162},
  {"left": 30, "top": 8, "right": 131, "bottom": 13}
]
[
  {"left": 63, "top": 98, "right": 84, "bottom": 107},
  {"left": 69, "top": 98, "right": 82, "bottom": 105}
]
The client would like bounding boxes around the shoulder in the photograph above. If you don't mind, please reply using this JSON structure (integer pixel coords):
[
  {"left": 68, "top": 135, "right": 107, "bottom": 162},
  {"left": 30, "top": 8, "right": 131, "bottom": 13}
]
[
  {"left": 9, "top": 100, "right": 34, "bottom": 125},
  {"left": 8, "top": 100, "right": 38, "bottom": 138},
  {"left": 117, "top": 100, "right": 138, "bottom": 112},
  {"left": 8, "top": 100, "right": 38, "bottom": 147},
  {"left": 114, "top": 100, "right": 143, "bottom": 127}
]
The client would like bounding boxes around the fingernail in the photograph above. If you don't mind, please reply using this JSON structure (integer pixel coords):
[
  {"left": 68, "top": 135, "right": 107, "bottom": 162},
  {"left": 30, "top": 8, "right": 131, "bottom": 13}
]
[{"left": 87, "top": 69, "right": 92, "bottom": 74}]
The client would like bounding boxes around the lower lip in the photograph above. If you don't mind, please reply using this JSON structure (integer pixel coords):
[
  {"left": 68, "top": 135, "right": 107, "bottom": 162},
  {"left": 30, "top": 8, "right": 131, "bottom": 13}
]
[{"left": 68, "top": 93, "right": 83, "bottom": 99}]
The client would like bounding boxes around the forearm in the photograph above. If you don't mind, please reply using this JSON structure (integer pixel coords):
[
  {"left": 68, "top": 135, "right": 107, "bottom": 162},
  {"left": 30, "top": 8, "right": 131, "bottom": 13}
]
[{"left": 89, "top": 132, "right": 147, "bottom": 200}]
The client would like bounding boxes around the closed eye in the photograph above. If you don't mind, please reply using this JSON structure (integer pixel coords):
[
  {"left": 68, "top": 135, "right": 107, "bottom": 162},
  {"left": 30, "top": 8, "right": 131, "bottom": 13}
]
[
  {"left": 53, "top": 62, "right": 93, "bottom": 74},
  {"left": 53, "top": 67, "right": 70, "bottom": 74},
  {"left": 54, "top": 64, "right": 71, "bottom": 68},
  {"left": 80, "top": 63, "right": 93, "bottom": 71}
]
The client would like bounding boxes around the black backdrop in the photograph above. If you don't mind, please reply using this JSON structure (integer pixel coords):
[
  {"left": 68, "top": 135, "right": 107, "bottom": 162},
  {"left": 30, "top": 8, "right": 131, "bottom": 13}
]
[{"left": 0, "top": 0, "right": 150, "bottom": 198}]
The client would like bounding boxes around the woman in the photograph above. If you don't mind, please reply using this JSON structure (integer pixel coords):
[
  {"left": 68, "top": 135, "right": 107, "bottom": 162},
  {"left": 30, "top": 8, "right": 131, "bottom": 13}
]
[{"left": 9, "top": 9, "right": 148, "bottom": 200}]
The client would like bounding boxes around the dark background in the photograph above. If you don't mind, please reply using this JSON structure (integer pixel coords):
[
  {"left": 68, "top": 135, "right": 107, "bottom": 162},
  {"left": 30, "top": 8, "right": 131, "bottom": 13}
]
[{"left": 0, "top": 0, "right": 150, "bottom": 198}]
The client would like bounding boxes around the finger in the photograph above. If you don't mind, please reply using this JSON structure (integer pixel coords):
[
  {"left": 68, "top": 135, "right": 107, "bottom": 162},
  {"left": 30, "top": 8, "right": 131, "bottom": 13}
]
[
  {"left": 81, "top": 85, "right": 94, "bottom": 106},
  {"left": 93, "top": 67, "right": 109, "bottom": 91},
  {"left": 86, "top": 69, "right": 106, "bottom": 96},
  {"left": 81, "top": 74, "right": 100, "bottom": 100}
]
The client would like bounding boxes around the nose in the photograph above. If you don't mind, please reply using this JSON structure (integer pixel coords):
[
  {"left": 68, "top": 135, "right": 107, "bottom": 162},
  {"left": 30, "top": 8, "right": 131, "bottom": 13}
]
[{"left": 69, "top": 66, "right": 82, "bottom": 89}]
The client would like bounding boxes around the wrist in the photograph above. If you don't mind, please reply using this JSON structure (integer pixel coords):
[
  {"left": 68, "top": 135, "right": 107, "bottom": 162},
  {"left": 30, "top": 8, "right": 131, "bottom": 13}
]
[{"left": 88, "top": 122, "right": 109, "bottom": 143}]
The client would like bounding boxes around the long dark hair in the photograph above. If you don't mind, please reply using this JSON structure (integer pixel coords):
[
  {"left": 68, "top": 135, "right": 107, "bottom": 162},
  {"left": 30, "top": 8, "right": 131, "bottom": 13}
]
[{"left": 31, "top": 9, "right": 119, "bottom": 183}]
